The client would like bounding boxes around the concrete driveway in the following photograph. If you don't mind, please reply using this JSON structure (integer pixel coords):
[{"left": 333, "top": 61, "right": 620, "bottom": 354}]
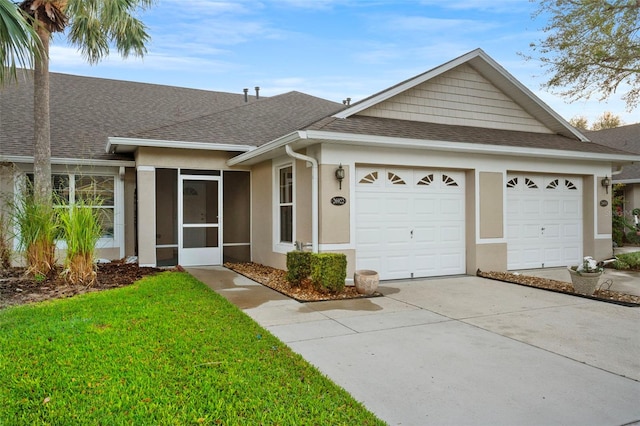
[{"left": 188, "top": 267, "right": 640, "bottom": 426}]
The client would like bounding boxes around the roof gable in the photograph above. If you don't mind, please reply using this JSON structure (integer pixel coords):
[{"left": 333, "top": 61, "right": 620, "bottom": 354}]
[{"left": 335, "top": 49, "right": 587, "bottom": 141}]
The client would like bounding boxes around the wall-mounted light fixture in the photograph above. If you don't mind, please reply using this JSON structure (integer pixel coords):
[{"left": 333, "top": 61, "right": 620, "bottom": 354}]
[
  {"left": 601, "top": 176, "right": 611, "bottom": 194},
  {"left": 335, "top": 164, "right": 345, "bottom": 190}
]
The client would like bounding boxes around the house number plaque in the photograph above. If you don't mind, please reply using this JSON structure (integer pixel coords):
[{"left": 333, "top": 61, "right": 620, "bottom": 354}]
[
  {"left": 331, "top": 196, "right": 347, "bottom": 206},
  {"left": 599, "top": 200, "right": 608, "bottom": 207}
]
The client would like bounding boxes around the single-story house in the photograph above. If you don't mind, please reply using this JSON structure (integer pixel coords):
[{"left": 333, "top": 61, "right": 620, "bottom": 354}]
[
  {"left": 2, "top": 48, "right": 639, "bottom": 280},
  {"left": 587, "top": 124, "right": 640, "bottom": 226}
]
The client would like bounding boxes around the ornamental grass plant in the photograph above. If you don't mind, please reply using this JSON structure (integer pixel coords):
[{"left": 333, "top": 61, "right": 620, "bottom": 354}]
[
  {"left": 0, "top": 272, "right": 383, "bottom": 425},
  {"left": 58, "top": 200, "right": 103, "bottom": 285},
  {"left": 11, "top": 193, "right": 57, "bottom": 278}
]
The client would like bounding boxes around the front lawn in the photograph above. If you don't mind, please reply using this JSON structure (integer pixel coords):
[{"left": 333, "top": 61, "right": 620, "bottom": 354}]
[{"left": 0, "top": 272, "right": 383, "bottom": 425}]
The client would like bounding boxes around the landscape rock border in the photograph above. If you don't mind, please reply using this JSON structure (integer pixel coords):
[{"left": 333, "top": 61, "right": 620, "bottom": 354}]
[{"left": 477, "top": 270, "right": 640, "bottom": 307}]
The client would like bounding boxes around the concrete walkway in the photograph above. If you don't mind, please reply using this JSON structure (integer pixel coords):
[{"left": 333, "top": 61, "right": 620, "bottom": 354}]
[{"left": 188, "top": 267, "right": 640, "bottom": 426}]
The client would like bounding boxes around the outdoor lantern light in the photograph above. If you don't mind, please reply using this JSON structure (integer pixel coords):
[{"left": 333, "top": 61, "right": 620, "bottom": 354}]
[
  {"left": 335, "top": 164, "right": 345, "bottom": 190},
  {"left": 601, "top": 176, "right": 611, "bottom": 194}
]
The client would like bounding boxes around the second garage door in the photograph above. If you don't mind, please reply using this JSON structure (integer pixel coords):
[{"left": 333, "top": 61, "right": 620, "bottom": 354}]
[
  {"left": 507, "top": 174, "right": 583, "bottom": 270},
  {"left": 355, "top": 167, "right": 466, "bottom": 280}
]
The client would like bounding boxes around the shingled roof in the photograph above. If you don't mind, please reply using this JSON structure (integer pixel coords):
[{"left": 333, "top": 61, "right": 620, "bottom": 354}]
[
  {"left": 304, "top": 115, "right": 635, "bottom": 156},
  {"left": 587, "top": 123, "right": 640, "bottom": 182},
  {"left": 128, "top": 91, "right": 345, "bottom": 147},
  {"left": 0, "top": 70, "right": 261, "bottom": 162}
]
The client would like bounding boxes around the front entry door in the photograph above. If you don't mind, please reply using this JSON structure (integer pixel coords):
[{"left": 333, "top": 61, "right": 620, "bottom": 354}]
[{"left": 179, "top": 175, "right": 221, "bottom": 266}]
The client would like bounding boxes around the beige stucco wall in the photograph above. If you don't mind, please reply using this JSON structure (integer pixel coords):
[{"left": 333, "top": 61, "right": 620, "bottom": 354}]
[
  {"left": 595, "top": 175, "right": 612, "bottom": 235},
  {"left": 296, "top": 158, "right": 312, "bottom": 245},
  {"left": 625, "top": 184, "right": 640, "bottom": 219},
  {"left": 319, "top": 164, "right": 350, "bottom": 244},
  {"left": 479, "top": 172, "right": 504, "bottom": 239},
  {"left": 136, "top": 147, "right": 239, "bottom": 169},
  {"left": 250, "top": 160, "right": 286, "bottom": 269},
  {"left": 474, "top": 243, "right": 508, "bottom": 271},
  {"left": 136, "top": 167, "right": 156, "bottom": 266}
]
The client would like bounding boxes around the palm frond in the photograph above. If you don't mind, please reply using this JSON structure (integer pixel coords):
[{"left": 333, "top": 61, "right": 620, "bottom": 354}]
[{"left": 0, "top": 0, "right": 42, "bottom": 84}]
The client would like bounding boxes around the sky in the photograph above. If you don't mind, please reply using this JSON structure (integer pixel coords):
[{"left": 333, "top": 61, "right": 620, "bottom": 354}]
[{"left": 48, "top": 0, "right": 637, "bottom": 125}]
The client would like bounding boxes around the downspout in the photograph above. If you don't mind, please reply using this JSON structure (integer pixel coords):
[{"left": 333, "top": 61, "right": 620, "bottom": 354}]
[{"left": 285, "top": 144, "right": 318, "bottom": 253}]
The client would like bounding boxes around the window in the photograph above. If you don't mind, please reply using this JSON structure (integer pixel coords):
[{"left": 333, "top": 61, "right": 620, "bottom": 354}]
[
  {"left": 279, "top": 165, "right": 293, "bottom": 243},
  {"left": 27, "top": 173, "right": 116, "bottom": 238}
]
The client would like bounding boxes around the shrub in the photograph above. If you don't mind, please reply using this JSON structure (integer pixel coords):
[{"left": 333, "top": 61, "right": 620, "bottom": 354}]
[
  {"left": 286, "top": 251, "right": 312, "bottom": 285},
  {"left": 615, "top": 252, "right": 640, "bottom": 270},
  {"left": 625, "top": 231, "right": 640, "bottom": 245},
  {"left": 310, "top": 253, "right": 346, "bottom": 293},
  {"left": 11, "top": 193, "right": 58, "bottom": 278},
  {"left": 58, "top": 200, "right": 103, "bottom": 285}
]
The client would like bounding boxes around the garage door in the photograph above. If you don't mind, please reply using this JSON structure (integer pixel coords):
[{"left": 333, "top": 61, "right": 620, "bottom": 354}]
[
  {"left": 507, "top": 174, "right": 582, "bottom": 270},
  {"left": 355, "top": 167, "right": 465, "bottom": 280}
]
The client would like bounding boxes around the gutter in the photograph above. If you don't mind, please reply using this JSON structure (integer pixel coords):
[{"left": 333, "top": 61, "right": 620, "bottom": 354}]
[
  {"left": 107, "top": 137, "right": 255, "bottom": 155},
  {"left": 284, "top": 144, "right": 318, "bottom": 253}
]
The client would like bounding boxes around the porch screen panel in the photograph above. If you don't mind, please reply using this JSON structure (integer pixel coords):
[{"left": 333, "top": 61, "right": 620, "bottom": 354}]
[{"left": 223, "top": 171, "right": 251, "bottom": 263}]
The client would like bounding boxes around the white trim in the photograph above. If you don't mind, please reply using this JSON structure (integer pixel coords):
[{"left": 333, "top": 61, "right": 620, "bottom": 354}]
[
  {"left": 319, "top": 243, "right": 355, "bottom": 251},
  {"left": 227, "top": 131, "right": 303, "bottom": 166},
  {"left": 0, "top": 155, "right": 135, "bottom": 168},
  {"left": 614, "top": 178, "right": 640, "bottom": 184},
  {"left": 303, "top": 130, "right": 640, "bottom": 163},
  {"left": 272, "top": 158, "right": 296, "bottom": 254},
  {"left": 476, "top": 238, "right": 507, "bottom": 244},
  {"left": 137, "top": 165, "right": 155, "bottom": 172},
  {"left": 107, "top": 137, "right": 255, "bottom": 154},
  {"left": 227, "top": 129, "right": 640, "bottom": 167}
]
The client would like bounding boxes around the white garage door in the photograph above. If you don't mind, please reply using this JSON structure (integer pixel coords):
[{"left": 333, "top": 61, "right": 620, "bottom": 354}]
[
  {"left": 355, "top": 167, "right": 466, "bottom": 280},
  {"left": 507, "top": 174, "right": 583, "bottom": 270}
]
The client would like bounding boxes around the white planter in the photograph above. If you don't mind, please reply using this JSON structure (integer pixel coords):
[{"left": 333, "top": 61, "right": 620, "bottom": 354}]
[
  {"left": 567, "top": 267, "right": 601, "bottom": 296},
  {"left": 354, "top": 270, "right": 379, "bottom": 295}
]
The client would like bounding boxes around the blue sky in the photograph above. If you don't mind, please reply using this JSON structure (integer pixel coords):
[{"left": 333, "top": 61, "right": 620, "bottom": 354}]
[{"left": 49, "top": 0, "right": 636, "bottom": 125}]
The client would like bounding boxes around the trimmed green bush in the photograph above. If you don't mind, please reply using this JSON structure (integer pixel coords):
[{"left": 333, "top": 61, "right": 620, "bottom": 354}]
[
  {"left": 310, "top": 253, "right": 347, "bottom": 293},
  {"left": 614, "top": 251, "right": 640, "bottom": 270},
  {"left": 625, "top": 231, "right": 640, "bottom": 245},
  {"left": 286, "top": 251, "right": 312, "bottom": 285}
]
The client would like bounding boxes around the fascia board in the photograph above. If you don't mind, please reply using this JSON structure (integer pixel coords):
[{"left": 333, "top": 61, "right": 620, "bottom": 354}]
[
  {"left": 304, "top": 130, "right": 640, "bottom": 163},
  {"left": 226, "top": 131, "right": 305, "bottom": 166},
  {"left": 106, "top": 137, "right": 255, "bottom": 154},
  {"left": 613, "top": 178, "right": 640, "bottom": 184},
  {"left": 0, "top": 155, "right": 135, "bottom": 168}
]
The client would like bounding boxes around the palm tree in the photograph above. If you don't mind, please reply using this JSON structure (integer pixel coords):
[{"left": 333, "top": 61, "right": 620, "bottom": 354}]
[
  {"left": 17, "top": 0, "right": 154, "bottom": 203},
  {"left": 0, "top": 0, "right": 41, "bottom": 84}
]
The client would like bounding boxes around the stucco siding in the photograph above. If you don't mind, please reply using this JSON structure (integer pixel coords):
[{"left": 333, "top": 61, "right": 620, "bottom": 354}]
[
  {"left": 296, "top": 158, "right": 312, "bottom": 245},
  {"left": 136, "top": 167, "right": 156, "bottom": 266},
  {"left": 136, "top": 147, "right": 239, "bottom": 169},
  {"left": 475, "top": 243, "right": 508, "bottom": 271},
  {"left": 319, "top": 163, "right": 350, "bottom": 244},
  {"left": 359, "top": 63, "right": 552, "bottom": 134},
  {"left": 479, "top": 172, "right": 504, "bottom": 239},
  {"left": 250, "top": 160, "right": 286, "bottom": 270}
]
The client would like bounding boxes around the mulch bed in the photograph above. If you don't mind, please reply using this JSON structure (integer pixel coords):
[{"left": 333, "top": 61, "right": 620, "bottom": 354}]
[
  {"left": 477, "top": 270, "right": 640, "bottom": 307},
  {"left": 224, "top": 262, "right": 381, "bottom": 302},
  {"left": 0, "top": 260, "right": 164, "bottom": 309}
]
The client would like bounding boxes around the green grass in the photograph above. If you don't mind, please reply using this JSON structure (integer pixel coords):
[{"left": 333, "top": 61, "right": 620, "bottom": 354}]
[{"left": 0, "top": 272, "right": 384, "bottom": 425}]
